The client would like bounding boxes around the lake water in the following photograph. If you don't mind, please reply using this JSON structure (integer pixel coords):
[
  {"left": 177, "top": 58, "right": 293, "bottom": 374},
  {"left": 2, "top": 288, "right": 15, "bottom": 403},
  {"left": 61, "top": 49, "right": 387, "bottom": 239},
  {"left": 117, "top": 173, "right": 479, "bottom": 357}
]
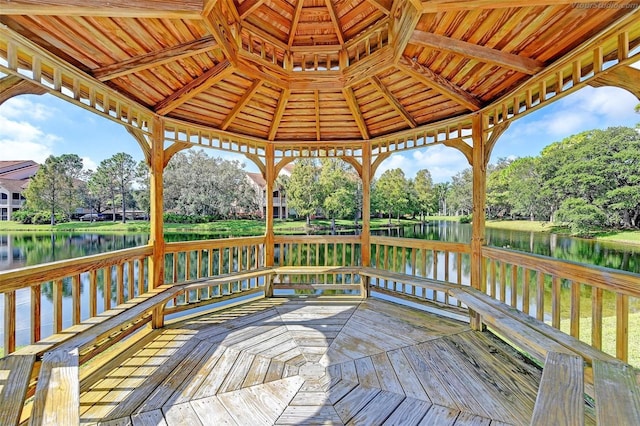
[
  {"left": 2, "top": 221, "right": 639, "bottom": 272},
  {"left": 2, "top": 221, "right": 639, "bottom": 351}
]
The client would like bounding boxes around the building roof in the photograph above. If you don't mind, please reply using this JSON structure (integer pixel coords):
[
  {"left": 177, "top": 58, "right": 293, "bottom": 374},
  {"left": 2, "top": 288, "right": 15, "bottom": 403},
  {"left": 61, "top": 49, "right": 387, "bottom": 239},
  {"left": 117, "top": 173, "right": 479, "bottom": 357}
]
[
  {"left": 2, "top": 3, "right": 637, "bottom": 146},
  {"left": 246, "top": 172, "right": 266, "bottom": 188},
  {"left": 0, "top": 160, "right": 39, "bottom": 180},
  {"left": 0, "top": 178, "right": 27, "bottom": 193}
]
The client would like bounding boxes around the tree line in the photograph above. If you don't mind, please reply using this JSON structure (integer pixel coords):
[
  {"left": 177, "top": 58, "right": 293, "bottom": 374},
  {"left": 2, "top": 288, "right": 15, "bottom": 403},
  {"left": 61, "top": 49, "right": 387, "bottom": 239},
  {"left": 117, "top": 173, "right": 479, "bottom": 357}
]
[{"left": 17, "top": 150, "right": 259, "bottom": 225}]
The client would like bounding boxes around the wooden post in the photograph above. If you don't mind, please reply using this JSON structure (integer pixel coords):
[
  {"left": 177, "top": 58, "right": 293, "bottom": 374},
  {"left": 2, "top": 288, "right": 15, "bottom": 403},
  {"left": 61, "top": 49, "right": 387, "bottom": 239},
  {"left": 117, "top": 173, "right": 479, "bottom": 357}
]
[
  {"left": 361, "top": 143, "right": 372, "bottom": 296},
  {"left": 264, "top": 144, "right": 275, "bottom": 269},
  {"left": 470, "top": 113, "right": 487, "bottom": 330},
  {"left": 148, "top": 117, "right": 165, "bottom": 328}
]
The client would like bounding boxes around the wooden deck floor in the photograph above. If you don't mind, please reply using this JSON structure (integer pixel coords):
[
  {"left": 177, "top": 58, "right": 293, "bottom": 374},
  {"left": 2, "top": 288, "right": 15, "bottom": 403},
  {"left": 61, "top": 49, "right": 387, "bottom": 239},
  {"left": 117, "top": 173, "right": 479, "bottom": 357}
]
[{"left": 79, "top": 297, "right": 548, "bottom": 426}]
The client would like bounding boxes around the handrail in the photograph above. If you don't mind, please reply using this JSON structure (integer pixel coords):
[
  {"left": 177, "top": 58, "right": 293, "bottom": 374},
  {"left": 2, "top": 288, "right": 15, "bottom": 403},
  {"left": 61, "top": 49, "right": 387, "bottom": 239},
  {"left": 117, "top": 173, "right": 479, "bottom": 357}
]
[
  {"left": 0, "top": 246, "right": 153, "bottom": 293},
  {"left": 370, "top": 236, "right": 471, "bottom": 253},
  {"left": 165, "top": 235, "right": 265, "bottom": 253}
]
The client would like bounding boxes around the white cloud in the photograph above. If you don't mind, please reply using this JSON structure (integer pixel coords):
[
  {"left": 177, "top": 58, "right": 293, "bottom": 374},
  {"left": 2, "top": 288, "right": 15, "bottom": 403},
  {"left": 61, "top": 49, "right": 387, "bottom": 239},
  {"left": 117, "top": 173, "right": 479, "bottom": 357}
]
[
  {"left": 374, "top": 145, "right": 469, "bottom": 183},
  {"left": 0, "top": 115, "right": 59, "bottom": 163},
  {"left": 81, "top": 156, "right": 98, "bottom": 172},
  {"left": 0, "top": 96, "right": 56, "bottom": 121}
]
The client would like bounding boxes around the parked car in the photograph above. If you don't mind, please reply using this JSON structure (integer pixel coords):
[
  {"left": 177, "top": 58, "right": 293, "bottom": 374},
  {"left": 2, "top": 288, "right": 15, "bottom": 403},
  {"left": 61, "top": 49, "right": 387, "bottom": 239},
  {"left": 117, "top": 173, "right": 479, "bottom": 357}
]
[{"left": 79, "top": 213, "right": 104, "bottom": 221}]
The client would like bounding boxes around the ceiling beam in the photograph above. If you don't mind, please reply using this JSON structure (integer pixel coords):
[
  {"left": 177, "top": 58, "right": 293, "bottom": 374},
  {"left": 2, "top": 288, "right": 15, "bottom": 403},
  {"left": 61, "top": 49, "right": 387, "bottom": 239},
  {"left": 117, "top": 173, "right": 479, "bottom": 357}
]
[
  {"left": 0, "top": 0, "right": 203, "bottom": 18},
  {"left": 93, "top": 36, "right": 218, "bottom": 81},
  {"left": 221, "top": 80, "right": 263, "bottom": 130},
  {"left": 421, "top": 0, "right": 617, "bottom": 13},
  {"left": 398, "top": 56, "right": 482, "bottom": 111},
  {"left": 155, "top": 60, "right": 233, "bottom": 115},
  {"left": 410, "top": 30, "right": 544, "bottom": 75},
  {"left": 289, "top": 0, "right": 305, "bottom": 47},
  {"left": 342, "top": 87, "right": 370, "bottom": 140},
  {"left": 268, "top": 88, "right": 291, "bottom": 140},
  {"left": 238, "top": 0, "right": 265, "bottom": 19},
  {"left": 325, "top": 0, "right": 345, "bottom": 45},
  {"left": 202, "top": 2, "right": 238, "bottom": 64},
  {"left": 390, "top": 1, "right": 421, "bottom": 62},
  {"left": 364, "top": 0, "right": 391, "bottom": 15},
  {"left": 370, "top": 76, "right": 417, "bottom": 128}
]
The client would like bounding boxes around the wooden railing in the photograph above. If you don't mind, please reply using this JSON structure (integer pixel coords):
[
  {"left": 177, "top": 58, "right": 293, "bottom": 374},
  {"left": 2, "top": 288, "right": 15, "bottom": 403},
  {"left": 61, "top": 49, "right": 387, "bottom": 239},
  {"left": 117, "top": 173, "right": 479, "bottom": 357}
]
[
  {"left": 274, "top": 235, "right": 361, "bottom": 267},
  {"left": 0, "top": 246, "right": 152, "bottom": 356},
  {"left": 482, "top": 246, "right": 640, "bottom": 364},
  {"left": 163, "top": 236, "right": 266, "bottom": 313},
  {"left": 369, "top": 236, "right": 471, "bottom": 309}
]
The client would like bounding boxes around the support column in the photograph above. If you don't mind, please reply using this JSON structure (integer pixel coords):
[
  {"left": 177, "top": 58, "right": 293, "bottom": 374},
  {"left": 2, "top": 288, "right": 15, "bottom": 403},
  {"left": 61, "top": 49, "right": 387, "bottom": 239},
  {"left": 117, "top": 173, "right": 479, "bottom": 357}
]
[
  {"left": 264, "top": 144, "right": 276, "bottom": 270},
  {"left": 470, "top": 114, "right": 487, "bottom": 331},
  {"left": 148, "top": 117, "right": 165, "bottom": 291},
  {"left": 361, "top": 143, "right": 371, "bottom": 268}
]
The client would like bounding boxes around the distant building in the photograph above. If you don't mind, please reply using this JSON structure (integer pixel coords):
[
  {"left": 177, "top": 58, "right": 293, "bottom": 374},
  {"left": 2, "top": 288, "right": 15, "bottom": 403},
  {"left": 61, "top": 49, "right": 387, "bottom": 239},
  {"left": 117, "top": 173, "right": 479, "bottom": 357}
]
[
  {"left": 246, "top": 163, "right": 294, "bottom": 219},
  {"left": 0, "top": 160, "right": 39, "bottom": 221}
]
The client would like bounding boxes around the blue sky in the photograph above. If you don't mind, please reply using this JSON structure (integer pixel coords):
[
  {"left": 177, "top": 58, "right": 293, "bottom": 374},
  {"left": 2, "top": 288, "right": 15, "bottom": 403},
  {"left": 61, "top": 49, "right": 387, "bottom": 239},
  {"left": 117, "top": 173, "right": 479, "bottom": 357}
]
[{"left": 0, "top": 84, "right": 638, "bottom": 183}]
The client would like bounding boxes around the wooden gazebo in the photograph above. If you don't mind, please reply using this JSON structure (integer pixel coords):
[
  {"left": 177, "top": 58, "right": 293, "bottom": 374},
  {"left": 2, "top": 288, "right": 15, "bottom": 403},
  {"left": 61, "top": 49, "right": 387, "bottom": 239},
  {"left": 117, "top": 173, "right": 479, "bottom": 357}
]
[{"left": 1, "top": 1, "right": 640, "bottom": 424}]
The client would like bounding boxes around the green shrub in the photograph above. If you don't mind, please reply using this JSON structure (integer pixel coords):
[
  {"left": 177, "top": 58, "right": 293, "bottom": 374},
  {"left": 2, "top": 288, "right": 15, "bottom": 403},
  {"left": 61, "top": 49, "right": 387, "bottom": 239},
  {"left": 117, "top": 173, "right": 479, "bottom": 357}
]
[
  {"left": 12, "top": 209, "right": 68, "bottom": 224},
  {"left": 459, "top": 214, "right": 472, "bottom": 224}
]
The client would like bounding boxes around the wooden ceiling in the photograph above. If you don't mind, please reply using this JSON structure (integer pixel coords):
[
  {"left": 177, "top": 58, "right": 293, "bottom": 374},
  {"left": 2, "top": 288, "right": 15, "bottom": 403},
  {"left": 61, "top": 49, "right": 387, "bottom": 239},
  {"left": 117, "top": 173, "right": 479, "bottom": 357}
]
[{"left": 1, "top": 0, "right": 639, "bottom": 142}]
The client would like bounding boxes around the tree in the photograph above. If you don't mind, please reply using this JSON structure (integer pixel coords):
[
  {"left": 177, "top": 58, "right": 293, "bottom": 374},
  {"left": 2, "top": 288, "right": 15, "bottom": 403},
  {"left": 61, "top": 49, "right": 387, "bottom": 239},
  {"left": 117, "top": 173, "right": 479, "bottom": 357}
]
[
  {"left": 433, "top": 182, "right": 450, "bottom": 215},
  {"left": 486, "top": 158, "right": 514, "bottom": 219},
  {"left": 285, "top": 159, "right": 320, "bottom": 225},
  {"left": 413, "top": 169, "right": 434, "bottom": 222},
  {"left": 373, "top": 168, "right": 411, "bottom": 223},
  {"left": 109, "top": 153, "right": 137, "bottom": 223},
  {"left": 318, "top": 159, "right": 357, "bottom": 232},
  {"left": 133, "top": 161, "right": 150, "bottom": 218},
  {"left": 57, "top": 154, "right": 85, "bottom": 219},
  {"left": 163, "top": 150, "right": 258, "bottom": 218},
  {"left": 505, "top": 157, "right": 544, "bottom": 221},
  {"left": 447, "top": 168, "right": 472, "bottom": 215},
  {"left": 90, "top": 157, "right": 119, "bottom": 221},
  {"left": 24, "top": 155, "right": 79, "bottom": 225},
  {"left": 275, "top": 174, "right": 290, "bottom": 220}
]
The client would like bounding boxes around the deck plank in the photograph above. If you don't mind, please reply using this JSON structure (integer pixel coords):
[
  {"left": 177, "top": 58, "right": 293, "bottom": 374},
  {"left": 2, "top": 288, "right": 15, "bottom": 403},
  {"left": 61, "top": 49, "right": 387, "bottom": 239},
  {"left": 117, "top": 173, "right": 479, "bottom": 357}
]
[
  {"left": 190, "top": 395, "right": 238, "bottom": 425},
  {"left": 78, "top": 297, "right": 550, "bottom": 426},
  {"left": 382, "top": 397, "right": 432, "bottom": 425},
  {"left": 131, "top": 410, "right": 166, "bottom": 426},
  {"left": 347, "top": 390, "right": 405, "bottom": 425},
  {"left": 162, "top": 402, "right": 203, "bottom": 426},
  {"left": 453, "top": 412, "right": 492, "bottom": 425},
  {"left": 0, "top": 354, "right": 35, "bottom": 426},
  {"left": 418, "top": 405, "right": 459, "bottom": 425}
]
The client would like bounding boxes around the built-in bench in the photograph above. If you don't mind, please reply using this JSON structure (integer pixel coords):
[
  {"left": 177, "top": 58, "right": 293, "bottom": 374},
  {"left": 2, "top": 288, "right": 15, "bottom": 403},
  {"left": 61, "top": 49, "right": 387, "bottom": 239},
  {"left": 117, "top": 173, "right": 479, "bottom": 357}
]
[{"left": 3, "top": 267, "right": 277, "bottom": 425}]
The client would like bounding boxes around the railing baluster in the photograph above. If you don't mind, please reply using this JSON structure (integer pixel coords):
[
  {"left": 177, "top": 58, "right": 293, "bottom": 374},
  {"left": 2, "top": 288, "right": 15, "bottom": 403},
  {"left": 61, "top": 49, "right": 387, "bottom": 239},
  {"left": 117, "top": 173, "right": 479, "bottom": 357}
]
[
  {"left": 31, "top": 285, "right": 41, "bottom": 344},
  {"left": 616, "top": 293, "right": 629, "bottom": 362},
  {"left": 592, "top": 287, "right": 603, "bottom": 350},
  {"left": 117, "top": 263, "right": 125, "bottom": 305},
  {"left": 127, "top": 260, "right": 134, "bottom": 301},
  {"left": 500, "top": 262, "right": 506, "bottom": 302},
  {"left": 90, "top": 270, "right": 97, "bottom": 317},
  {"left": 536, "top": 271, "right": 545, "bottom": 321},
  {"left": 54, "top": 279, "right": 63, "bottom": 333},
  {"left": 72, "top": 275, "right": 81, "bottom": 325},
  {"left": 510, "top": 265, "right": 518, "bottom": 308},
  {"left": 523, "top": 268, "right": 530, "bottom": 314},
  {"left": 4, "top": 290, "right": 16, "bottom": 354},
  {"left": 433, "top": 250, "right": 438, "bottom": 280},
  {"left": 570, "top": 281, "right": 580, "bottom": 338},
  {"left": 552, "top": 276, "right": 560, "bottom": 329}
]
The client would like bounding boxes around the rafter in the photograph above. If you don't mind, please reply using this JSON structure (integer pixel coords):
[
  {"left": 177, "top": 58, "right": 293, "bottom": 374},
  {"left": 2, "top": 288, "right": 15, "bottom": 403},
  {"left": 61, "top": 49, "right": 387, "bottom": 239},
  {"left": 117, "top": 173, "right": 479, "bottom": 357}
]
[
  {"left": 0, "top": 0, "right": 202, "bottom": 18},
  {"left": 269, "top": 88, "right": 291, "bottom": 140},
  {"left": 238, "top": 0, "right": 265, "bottom": 19},
  {"left": 342, "top": 87, "right": 370, "bottom": 140},
  {"left": 93, "top": 36, "right": 218, "bottom": 81},
  {"left": 221, "top": 80, "right": 263, "bottom": 130},
  {"left": 364, "top": 0, "right": 391, "bottom": 15},
  {"left": 202, "top": 2, "right": 238, "bottom": 64},
  {"left": 370, "top": 76, "right": 417, "bottom": 128},
  {"left": 390, "top": 0, "right": 421, "bottom": 62},
  {"left": 289, "top": 0, "right": 305, "bottom": 47},
  {"left": 421, "top": 0, "right": 615, "bottom": 13},
  {"left": 155, "top": 60, "right": 233, "bottom": 115},
  {"left": 325, "top": 0, "right": 345, "bottom": 46},
  {"left": 398, "top": 56, "right": 482, "bottom": 111},
  {"left": 410, "top": 31, "right": 544, "bottom": 75}
]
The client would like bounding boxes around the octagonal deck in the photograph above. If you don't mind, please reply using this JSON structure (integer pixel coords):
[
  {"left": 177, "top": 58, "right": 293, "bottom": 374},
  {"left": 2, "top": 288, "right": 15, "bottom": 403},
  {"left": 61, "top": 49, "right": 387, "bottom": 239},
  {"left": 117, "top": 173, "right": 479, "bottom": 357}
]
[{"left": 79, "top": 298, "right": 550, "bottom": 425}]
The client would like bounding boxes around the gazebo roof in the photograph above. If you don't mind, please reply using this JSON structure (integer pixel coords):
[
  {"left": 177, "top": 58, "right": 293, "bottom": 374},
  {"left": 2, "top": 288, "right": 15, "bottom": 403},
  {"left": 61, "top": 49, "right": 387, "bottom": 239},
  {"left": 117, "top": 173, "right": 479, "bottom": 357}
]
[{"left": 2, "top": 1, "right": 639, "bottom": 148}]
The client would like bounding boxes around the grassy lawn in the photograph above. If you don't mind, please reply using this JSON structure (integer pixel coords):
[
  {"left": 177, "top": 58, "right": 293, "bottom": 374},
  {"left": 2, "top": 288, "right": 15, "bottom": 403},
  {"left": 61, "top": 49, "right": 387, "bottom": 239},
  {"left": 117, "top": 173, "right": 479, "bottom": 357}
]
[{"left": 485, "top": 219, "right": 566, "bottom": 233}]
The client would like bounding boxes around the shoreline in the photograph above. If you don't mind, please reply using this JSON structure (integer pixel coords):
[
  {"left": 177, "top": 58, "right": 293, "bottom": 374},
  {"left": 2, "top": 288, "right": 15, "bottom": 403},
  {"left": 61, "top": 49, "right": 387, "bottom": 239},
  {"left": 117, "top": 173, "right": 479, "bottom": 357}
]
[{"left": 0, "top": 218, "right": 639, "bottom": 247}]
